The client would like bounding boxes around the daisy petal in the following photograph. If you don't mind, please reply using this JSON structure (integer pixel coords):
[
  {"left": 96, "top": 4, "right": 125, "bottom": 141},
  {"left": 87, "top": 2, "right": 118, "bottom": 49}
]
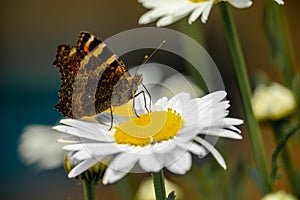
[
  {"left": 72, "top": 150, "right": 93, "bottom": 160},
  {"left": 153, "top": 97, "right": 168, "bottom": 110},
  {"left": 103, "top": 167, "right": 128, "bottom": 184},
  {"left": 108, "top": 152, "right": 139, "bottom": 172},
  {"left": 176, "top": 141, "right": 206, "bottom": 156},
  {"left": 157, "top": 16, "right": 175, "bottom": 27},
  {"left": 195, "top": 137, "right": 226, "bottom": 169},
  {"left": 224, "top": 118, "right": 243, "bottom": 125},
  {"left": 200, "top": 128, "right": 242, "bottom": 139},
  {"left": 102, "top": 153, "right": 138, "bottom": 184},
  {"left": 68, "top": 157, "right": 99, "bottom": 178},
  {"left": 59, "top": 118, "right": 105, "bottom": 131},
  {"left": 63, "top": 143, "right": 130, "bottom": 157},
  {"left": 228, "top": 0, "right": 253, "bottom": 8},
  {"left": 139, "top": 154, "right": 164, "bottom": 172},
  {"left": 166, "top": 92, "right": 191, "bottom": 114},
  {"left": 188, "top": 5, "right": 206, "bottom": 24},
  {"left": 166, "top": 151, "right": 192, "bottom": 174},
  {"left": 198, "top": 91, "right": 227, "bottom": 104},
  {"left": 139, "top": 8, "right": 170, "bottom": 25},
  {"left": 53, "top": 125, "right": 114, "bottom": 142},
  {"left": 200, "top": 1, "right": 213, "bottom": 23}
]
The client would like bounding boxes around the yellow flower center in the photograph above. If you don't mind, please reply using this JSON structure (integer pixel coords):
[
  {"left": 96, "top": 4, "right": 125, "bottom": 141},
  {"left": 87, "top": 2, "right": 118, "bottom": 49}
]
[{"left": 114, "top": 109, "right": 184, "bottom": 146}]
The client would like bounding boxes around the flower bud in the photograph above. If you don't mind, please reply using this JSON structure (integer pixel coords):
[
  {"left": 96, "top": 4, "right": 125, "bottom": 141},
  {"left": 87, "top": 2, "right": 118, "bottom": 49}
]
[
  {"left": 252, "top": 83, "right": 296, "bottom": 121},
  {"left": 64, "top": 153, "right": 111, "bottom": 183},
  {"left": 261, "top": 190, "right": 297, "bottom": 200}
]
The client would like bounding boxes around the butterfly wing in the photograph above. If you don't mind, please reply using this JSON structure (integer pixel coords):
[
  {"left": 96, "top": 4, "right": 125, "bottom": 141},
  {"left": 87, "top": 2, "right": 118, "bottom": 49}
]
[{"left": 53, "top": 31, "right": 142, "bottom": 118}]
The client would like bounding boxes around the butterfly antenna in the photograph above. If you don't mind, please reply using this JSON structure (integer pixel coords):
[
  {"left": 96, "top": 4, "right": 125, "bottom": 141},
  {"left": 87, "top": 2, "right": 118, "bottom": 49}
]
[
  {"left": 131, "top": 40, "right": 166, "bottom": 115},
  {"left": 134, "top": 40, "right": 166, "bottom": 76}
]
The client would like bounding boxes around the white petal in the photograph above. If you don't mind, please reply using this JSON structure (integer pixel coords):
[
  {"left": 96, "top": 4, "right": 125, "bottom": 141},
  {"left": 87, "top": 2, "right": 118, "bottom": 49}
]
[
  {"left": 176, "top": 124, "right": 200, "bottom": 142},
  {"left": 102, "top": 153, "right": 138, "bottom": 184},
  {"left": 274, "top": 0, "right": 284, "bottom": 5},
  {"left": 198, "top": 91, "right": 227, "bottom": 104},
  {"left": 57, "top": 136, "right": 81, "bottom": 143},
  {"left": 150, "top": 140, "right": 177, "bottom": 154},
  {"left": 200, "top": 128, "right": 242, "bottom": 139},
  {"left": 108, "top": 152, "right": 138, "bottom": 172},
  {"left": 56, "top": 119, "right": 109, "bottom": 136},
  {"left": 68, "top": 157, "right": 99, "bottom": 178},
  {"left": 139, "top": 154, "right": 164, "bottom": 172},
  {"left": 153, "top": 97, "right": 169, "bottom": 110},
  {"left": 139, "top": 8, "right": 171, "bottom": 25},
  {"left": 166, "top": 151, "right": 192, "bottom": 174},
  {"left": 73, "top": 150, "right": 92, "bottom": 160},
  {"left": 188, "top": 4, "right": 207, "bottom": 24},
  {"left": 53, "top": 125, "right": 114, "bottom": 142},
  {"left": 224, "top": 118, "right": 243, "bottom": 126},
  {"left": 195, "top": 137, "right": 226, "bottom": 169},
  {"left": 139, "top": 0, "right": 176, "bottom": 9},
  {"left": 176, "top": 141, "right": 206, "bottom": 156},
  {"left": 166, "top": 92, "right": 191, "bottom": 114},
  {"left": 95, "top": 112, "right": 124, "bottom": 125},
  {"left": 59, "top": 118, "right": 110, "bottom": 132},
  {"left": 201, "top": 1, "right": 213, "bottom": 23},
  {"left": 157, "top": 16, "right": 175, "bottom": 27},
  {"left": 102, "top": 167, "right": 128, "bottom": 185},
  {"left": 63, "top": 143, "right": 129, "bottom": 157},
  {"left": 228, "top": 0, "right": 253, "bottom": 8}
]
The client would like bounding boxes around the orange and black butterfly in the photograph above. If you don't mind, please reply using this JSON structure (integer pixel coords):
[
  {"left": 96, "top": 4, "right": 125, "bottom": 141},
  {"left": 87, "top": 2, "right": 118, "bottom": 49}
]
[{"left": 53, "top": 31, "right": 143, "bottom": 119}]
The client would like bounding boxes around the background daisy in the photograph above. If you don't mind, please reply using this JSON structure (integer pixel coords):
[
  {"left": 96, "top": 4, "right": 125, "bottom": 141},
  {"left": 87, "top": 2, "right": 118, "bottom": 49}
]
[{"left": 138, "top": 0, "right": 252, "bottom": 26}]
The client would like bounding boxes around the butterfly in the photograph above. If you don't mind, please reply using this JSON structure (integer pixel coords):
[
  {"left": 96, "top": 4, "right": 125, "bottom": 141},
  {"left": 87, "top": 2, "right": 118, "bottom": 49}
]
[{"left": 53, "top": 31, "right": 143, "bottom": 119}]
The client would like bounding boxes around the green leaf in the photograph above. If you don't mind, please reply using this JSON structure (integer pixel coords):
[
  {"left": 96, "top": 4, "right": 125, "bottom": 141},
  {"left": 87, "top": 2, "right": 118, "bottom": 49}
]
[{"left": 166, "top": 191, "right": 176, "bottom": 200}]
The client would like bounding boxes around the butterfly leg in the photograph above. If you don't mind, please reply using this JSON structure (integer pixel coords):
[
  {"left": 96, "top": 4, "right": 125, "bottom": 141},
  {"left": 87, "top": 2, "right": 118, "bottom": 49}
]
[
  {"left": 132, "top": 90, "right": 150, "bottom": 118},
  {"left": 108, "top": 105, "right": 114, "bottom": 131},
  {"left": 142, "top": 83, "right": 151, "bottom": 111}
]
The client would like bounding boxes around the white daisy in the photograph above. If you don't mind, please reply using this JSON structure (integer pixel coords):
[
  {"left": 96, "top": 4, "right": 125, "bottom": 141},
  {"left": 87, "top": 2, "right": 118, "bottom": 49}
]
[
  {"left": 138, "top": 0, "right": 253, "bottom": 26},
  {"left": 18, "top": 125, "right": 65, "bottom": 170},
  {"left": 274, "top": 0, "right": 284, "bottom": 5},
  {"left": 53, "top": 91, "right": 243, "bottom": 184}
]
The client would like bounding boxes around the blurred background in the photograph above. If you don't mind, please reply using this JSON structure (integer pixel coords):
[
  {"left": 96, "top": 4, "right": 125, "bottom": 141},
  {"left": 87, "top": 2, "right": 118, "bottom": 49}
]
[{"left": 0, "top": 0, "right": 299, "bottom": 199}]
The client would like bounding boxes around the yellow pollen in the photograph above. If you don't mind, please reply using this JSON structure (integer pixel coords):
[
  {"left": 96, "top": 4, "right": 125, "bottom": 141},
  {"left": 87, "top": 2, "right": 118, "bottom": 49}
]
[{"left": 114, "top": 109, "right": 184, "bottom": 146}]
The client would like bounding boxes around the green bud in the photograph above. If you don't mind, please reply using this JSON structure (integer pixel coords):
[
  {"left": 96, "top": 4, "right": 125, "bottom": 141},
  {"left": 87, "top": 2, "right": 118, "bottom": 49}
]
[{"left": 64, "top": 153, "right": 112, "bottom": 184}]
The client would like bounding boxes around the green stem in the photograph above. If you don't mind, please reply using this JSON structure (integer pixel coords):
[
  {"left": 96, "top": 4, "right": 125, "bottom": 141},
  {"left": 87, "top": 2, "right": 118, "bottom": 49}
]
[
  {"left": 219, "top": 3, "right": 271, "bottom": 195},
  {"left": 264, "top": 0, "right": 296, "bottom": 88},
  {"left": 83, "top": 179, "right": 96, "bottom": 200},
  {"left": 152, "top": 171, "right": 167, "bottom": 200},
  {"left": 271, "top": 121, "right": 300, "bottom": 196}
]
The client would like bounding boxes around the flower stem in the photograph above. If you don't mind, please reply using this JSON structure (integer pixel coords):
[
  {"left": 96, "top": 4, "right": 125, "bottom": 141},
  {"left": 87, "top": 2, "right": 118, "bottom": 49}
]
[
  {"left": 152, "top": 171, "right": 167, "bottom": 200},
  {"left": 83, "top": 179, "right": 96, "bottom": 200},
  {"left": 219, "top": 3, "right": 271, "bottom": 195},
  {"left": 271, "top": 121, "right": 300, "bottom": 196},
  {"left": 264, "top": 0, "right": 296, "bottom": 88}
]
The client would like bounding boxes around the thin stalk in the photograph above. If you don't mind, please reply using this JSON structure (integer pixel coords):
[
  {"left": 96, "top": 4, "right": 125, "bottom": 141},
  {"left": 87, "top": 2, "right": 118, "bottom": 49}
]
[
  {"left": 219, "top": 3, "right": 271, "bottom": 195},
  {"left": 271, "top": 121, "right": 300, "bottom": 196},
  {"left": 83, "top": 179, "right": 96, "bottom": 200},
  {"left": 264, "top": 0, "right": 296, "bottom": 88},
  {"left": 152, "top": 171, "right": 167, "bottom": 200}
]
